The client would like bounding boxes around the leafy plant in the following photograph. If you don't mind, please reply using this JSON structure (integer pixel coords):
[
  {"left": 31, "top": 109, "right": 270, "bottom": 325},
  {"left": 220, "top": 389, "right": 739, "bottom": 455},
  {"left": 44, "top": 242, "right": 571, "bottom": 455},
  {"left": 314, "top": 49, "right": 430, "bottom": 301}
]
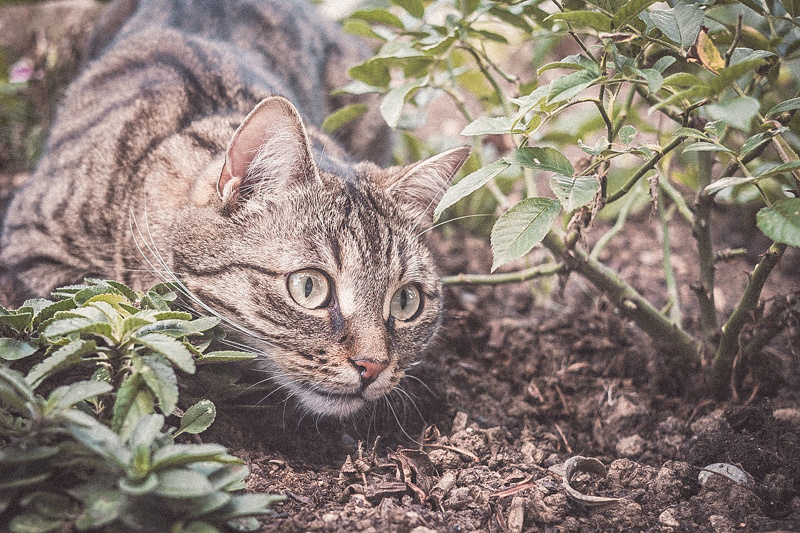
[
  {"left": 0, "top": 280, "right": 283, "bottom": 532},
  {"left": 339, "top": 0, "right": 800, "bottom": 396}
]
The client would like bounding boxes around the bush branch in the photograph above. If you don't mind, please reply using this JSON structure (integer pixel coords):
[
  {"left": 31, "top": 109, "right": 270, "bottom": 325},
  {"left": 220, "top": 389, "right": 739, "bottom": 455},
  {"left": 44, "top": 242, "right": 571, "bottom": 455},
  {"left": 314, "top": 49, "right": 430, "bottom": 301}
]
[
  {"left": 709, "top": 242, "right": 787, "bottom": 396},
  {"left": 542, "top": 231, "right": 702, "bottom": 364},
  {"left": 442, "top": 262, "right": 563, "bottom": 286},
  {"left": 606, "top": 136, "right": 686, "bottom": 203}
]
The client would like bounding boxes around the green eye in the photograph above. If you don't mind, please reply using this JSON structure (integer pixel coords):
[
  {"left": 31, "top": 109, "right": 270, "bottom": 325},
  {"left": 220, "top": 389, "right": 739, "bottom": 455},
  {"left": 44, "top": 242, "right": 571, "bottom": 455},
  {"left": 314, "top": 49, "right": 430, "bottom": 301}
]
[
  {"left": 288, "top": 269, "right": 331, "bottom": 309},
  {"left": 389, "top": 284, "right": 422, "bottom": 321}
]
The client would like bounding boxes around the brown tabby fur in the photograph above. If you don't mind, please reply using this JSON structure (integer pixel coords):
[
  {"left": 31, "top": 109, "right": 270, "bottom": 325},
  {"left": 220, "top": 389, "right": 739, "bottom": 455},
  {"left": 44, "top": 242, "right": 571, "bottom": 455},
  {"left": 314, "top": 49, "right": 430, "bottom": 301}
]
[{"left": 0, "top": 0, "right": 468, "bottom": 417}]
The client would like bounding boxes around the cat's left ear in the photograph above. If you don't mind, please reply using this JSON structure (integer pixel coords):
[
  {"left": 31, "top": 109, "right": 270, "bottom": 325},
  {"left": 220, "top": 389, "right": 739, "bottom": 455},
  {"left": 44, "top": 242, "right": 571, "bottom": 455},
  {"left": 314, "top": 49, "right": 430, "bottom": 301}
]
[
  {"left": 217, "top": 96, "right": 317, "bottom": 214},
  {"left": 385, "top": 146, "right": 470, "bottom": 223}
]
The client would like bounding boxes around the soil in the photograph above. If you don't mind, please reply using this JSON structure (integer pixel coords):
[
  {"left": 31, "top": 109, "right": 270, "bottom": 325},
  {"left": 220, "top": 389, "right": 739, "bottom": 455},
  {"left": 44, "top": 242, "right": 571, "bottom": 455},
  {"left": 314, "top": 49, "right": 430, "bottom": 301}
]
[{"left": 2, "top": 2, "right": 800, "bottom": 532}]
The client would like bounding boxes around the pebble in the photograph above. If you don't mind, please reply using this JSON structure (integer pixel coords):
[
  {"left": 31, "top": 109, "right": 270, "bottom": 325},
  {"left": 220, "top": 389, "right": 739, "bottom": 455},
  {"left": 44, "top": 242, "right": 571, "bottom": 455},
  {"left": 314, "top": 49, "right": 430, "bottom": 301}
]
[{"left": 658, "top": 508, "right": 680, "bottom": 528}]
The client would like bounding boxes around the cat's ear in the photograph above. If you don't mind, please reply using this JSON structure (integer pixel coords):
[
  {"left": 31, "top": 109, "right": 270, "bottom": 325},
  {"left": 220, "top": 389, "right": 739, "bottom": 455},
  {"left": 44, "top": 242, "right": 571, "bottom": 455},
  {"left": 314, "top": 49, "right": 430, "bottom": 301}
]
[
  {"left": 217, "top": 96, "right": 317, "bottom": 213},
  {"left": 385, "top": 146, "right": 470, "bottom": 223}
]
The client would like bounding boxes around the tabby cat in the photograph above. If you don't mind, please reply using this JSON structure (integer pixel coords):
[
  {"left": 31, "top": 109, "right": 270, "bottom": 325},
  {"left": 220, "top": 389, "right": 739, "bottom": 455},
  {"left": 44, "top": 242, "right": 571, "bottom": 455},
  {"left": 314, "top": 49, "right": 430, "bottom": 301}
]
[{"left": 0, "top": 0, "right": 468, "bottom": 418}]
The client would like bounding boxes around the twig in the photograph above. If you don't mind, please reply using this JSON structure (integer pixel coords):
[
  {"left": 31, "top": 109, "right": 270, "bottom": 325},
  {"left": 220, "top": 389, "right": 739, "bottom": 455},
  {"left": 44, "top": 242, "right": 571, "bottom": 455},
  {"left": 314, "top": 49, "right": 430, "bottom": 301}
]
[
  {"left": 606, "top": 136, "right": 687, "bottom": 203},
  {"left": 441, "top": 262, "right": 563, "bottom": 286},
  {"left": 659, "top": 177, "right": 694, "bottom": 224},
  {"left": 589, "top": 187, "right": 639, "bottom": 261},
  {"left": 709, "top": 242, "right": 787, "bottom": 396},
  {"left": 724, "top": 15, "right": 743, "bottom": 67}
]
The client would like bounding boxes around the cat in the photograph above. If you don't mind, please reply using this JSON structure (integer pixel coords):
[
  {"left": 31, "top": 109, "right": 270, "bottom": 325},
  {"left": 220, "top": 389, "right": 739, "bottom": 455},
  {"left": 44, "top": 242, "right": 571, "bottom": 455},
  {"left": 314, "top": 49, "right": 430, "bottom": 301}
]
[{"left": 0, "top": 0, "right": 468, "bottom": 418}]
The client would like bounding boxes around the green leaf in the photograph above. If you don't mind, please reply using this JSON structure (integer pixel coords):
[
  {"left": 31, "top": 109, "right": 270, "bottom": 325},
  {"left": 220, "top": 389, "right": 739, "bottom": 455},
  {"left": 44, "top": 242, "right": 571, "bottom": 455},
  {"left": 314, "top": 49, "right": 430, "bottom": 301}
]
[
  {"left": 673, "top": 127, "right": 709, "bottom": 141},
  {"left": 26, "top": 339, "right": 98, "bottom": 389},
  {"left": 0, "top": 446, "right": 59, "bottom": 465},
  {"left": 618, "top": 125, "right": 637, "bottom": 145},
  {"left": 682, "top": 142, "right": 734, "bottom": 154},
  {"left": 112, "top": 373, "right": 156, "bottom": 439},
  {"left": 545, "top": 11, "right": 612, "bottom": 32},
  {"left": 547, "top": 70, "right": 599, "bottom": 103},
  {"left": 350, "top": 9, "right": 405, "bottom": 29},
  {"left": 62, "top": 410, "right": 130, "bottom": 466},
  {"left": 155, "top": 468, "right": 214, "bottom": 498},
  {"left": 217, "top": 493, "right": 285, "bottom": 520},
  {"left": 550, "top": 175, "right": 599, "bottom": 212},
  {"left": 708, "top": 58, "right": 769, "bottom": 95},
  {"left": 118, "top": 473, "right": 158, "bottom": 496},
  {"left": 139, "top": 355, "right": 179, "bottom": 416},
  {"left": 578, "top": 137, "right": 611, "bottom": 156},
  {"left": 505, "top": 147, "right": 575, "bottom": 175},
  {"left": 180, "top": 522, "right": 221, "bottom": 533},
  {"left": 42, "top": 317, "right": 113, "bottom": 341},
  {"left": 612, "top": 0, "right": 657, "bottom": 29},
  {"left": 151, "top": 443, "right": 231, "bottom": 471},
  {"left": 72, "top": 489, "right": 123, "bottom": 530},
  {"left": 757, "top": 198, "right": 800, "bottom": 247},
  {"left": 48, "top": 380, "right": 112, "bottom": 412},
  {"left": 9, "top": 513, "right": 66, "bottom": 533},
  {"left": 0, "top": 338, "right": 37, "bottom": 361},
  {"left": 433, "top": 161, "right": 510, "bottom": 221},
  {"left": 179, "top": 399, "right": 217, "bottom": 435},
  {"left": 0, "top": 310, "right": 32, "bottom": 332},
  {"left": 740, "top": 130, "right": 781, "bottom": 158},
  {"left": 380, "top": 77, "right": 428, "bottom": 128},
  {"left": 649, "top": 3, "right": 704, "bottom": 48},
  {"left": 490, "top": 198, "right": 562, "bottom": 271},
  {"left": 129, "top": 413, "right": 165, "bottom": 449},
  {"left": 704, "top": 176, "right": 758, "bottom": 195},
  {"left": 538, "top": 54, "right": 599, "bottom": 75},
  {"left": 705, "top": 97, "right": 760, "bottom": 132},
  {"left": 391, "top": 0, "right": 424, "bottom": 18},
  {"left": 195, "top": 350, "right": 257, "bottom": 364},
  {"left": 461, "top": 116, "right": 515, "bottom": 136},
  {"left": 766, "top": 97, "right": 800, "bottom": 119},
  {"left": 133, "top": 333, "right": 196, "bottom": 374},
  {"left": 322, "top": 103, "right": 368, "bottom": 133},
  {"left": 0, "top": 367, "right": 35, "bottom": 403}
]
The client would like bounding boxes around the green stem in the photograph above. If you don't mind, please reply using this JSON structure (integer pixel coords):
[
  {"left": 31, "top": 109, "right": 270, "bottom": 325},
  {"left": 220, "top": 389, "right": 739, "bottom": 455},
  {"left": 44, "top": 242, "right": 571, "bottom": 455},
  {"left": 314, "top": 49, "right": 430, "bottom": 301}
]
[
  {"left": 659, "top": 192, "right": 682, "bottom": 325},
  {"left": 659, "top": 177, "right": 694, "bottom": 224},
  {"left": 542, "top": 231, "right": 702, "bottom": 363},
  {"left": 709, "top": 242, "right": 787, "bottom": 396},
  {"left": 442, "top": 262, "right": 563, "bottom": 286}
]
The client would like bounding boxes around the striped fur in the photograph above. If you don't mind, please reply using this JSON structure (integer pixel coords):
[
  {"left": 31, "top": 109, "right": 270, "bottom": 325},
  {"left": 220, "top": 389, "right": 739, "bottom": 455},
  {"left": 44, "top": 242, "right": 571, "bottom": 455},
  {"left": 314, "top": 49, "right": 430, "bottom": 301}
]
[{"left": 0, "top": 0, "right": 468, "bottom": 417}]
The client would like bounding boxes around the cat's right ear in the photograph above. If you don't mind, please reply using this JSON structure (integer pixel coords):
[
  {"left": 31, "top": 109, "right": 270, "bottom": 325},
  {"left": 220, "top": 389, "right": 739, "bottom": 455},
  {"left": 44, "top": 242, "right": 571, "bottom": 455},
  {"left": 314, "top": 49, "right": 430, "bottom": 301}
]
[{"left": 217, "top": 96, "right": 317, "bottom": 214}]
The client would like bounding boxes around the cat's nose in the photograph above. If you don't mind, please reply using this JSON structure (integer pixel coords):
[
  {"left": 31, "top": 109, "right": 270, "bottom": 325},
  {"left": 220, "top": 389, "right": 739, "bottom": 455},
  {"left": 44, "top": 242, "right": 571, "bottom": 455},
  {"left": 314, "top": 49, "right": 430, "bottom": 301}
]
[{"left": 351, "top": 359, "right": 388, "bottom": 386}]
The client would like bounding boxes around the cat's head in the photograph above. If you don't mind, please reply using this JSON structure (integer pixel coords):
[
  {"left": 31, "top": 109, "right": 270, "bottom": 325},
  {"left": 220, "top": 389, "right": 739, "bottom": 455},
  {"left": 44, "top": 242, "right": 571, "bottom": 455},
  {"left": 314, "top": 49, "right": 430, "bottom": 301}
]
[{"left": 174, "top": 96, "right": 468, "bottom": 418}]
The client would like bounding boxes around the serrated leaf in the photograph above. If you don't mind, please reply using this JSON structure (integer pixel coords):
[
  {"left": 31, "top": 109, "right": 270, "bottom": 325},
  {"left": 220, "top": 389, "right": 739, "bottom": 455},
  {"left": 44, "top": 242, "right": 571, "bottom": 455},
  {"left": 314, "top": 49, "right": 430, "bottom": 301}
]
[
  {"left": 757, "top": 198, "right": 800, "bottom": 247},
  {"left": 151, "top": 443, "right": 231, "bottom": 471},
  {"left": 139, "top": 355, "right": 179, "bottom": 416},
  {"left": 380, "top": 77, "right": 428, "bottom": 128},
  {"left": 42, "top": 317, "right": 113, "bottom": 341},
  {"left": 705, "top": 97, "right": 760, "bottom": 132},
  {"left": 155, "top": 468, "right": 214, "bottom": 498},
  {"left": 650, "top": 3, "right": 703, "bottom": 48},
  {"left": 491, "top": 198, "right": 562, "bottom": 271},
  {"left": 652, "top": 56, "right": 676, "bottom": 73},
  {"left": 638, "top": 68, "right": 663, "bottom": 94},
  {"left": 31, "top": 299, "right": 74, "bottom": 329},
  {"left": 550, "top": 175, "right": 599, "bottom": 212},
  {"left": 618, "top": 125, "right": 637, "bottom": 145},
  {"left": 704, "top": 177, "right": 758, "bottom": 195},
  {"left": 129, "top": 413, "right": 165, "bottom": 449},
  {"left": 709, "top": 58, "right": 768, "bottom": 95},
  {"left": 766, "top": 97, "right": 800, "bottom": 119},
  {"left": 0, "top": 310, "right": 32, "bottom": 332},
  {"left": 538, "top": 54, "right": 599, "bottom": 75},
  {"left": 433, "top": 161, "right": 510, "bottom": 221},
  {"left": 578, "top": 137, "right": 611, "bottom": 156},
  {"left": 48, "top": 380, "right": 112, "bottom": 412},
  {"left": 673, "top": 127, "right": 709, "bottom": 140},
  {"left": 548, "top": 70, "right": 599, "bottom": 103},
  {"left": 0, "top": 338, "right": 37, "bottom": 361},
  {"left": 62, "top": 410, "right": 130, "bottom": 466},
  {"left": 133, "top": 333, "right": 196, "bottom": 374},
  {"left": 545, "top": 11, "right": 612, "bottom": 32},
  {"left": 740, "top": 130, "right": 779, "bottom": 158},
  {"left": 612, "top": 0, "right": 657, "bottom": 29},
  {"left": 460, "top": 116, "right": 514, "bottom": 136},
  {"left": 179, "top": 399, "right": 217, "bottom": 435},
  {"left": 322, "top": 103, "right": 368, "bottom": 133},
  {"left": 505, "top": 147, "right": 575, "bottom": 175}
]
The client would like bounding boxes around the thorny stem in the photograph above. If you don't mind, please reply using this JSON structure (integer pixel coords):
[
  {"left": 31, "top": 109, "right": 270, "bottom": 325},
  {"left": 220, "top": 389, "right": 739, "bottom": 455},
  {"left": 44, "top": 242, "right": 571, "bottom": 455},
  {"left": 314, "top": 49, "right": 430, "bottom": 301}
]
[
  {"left": 542, "top": 230, "right": 702, "bottom": 364},
  {"left": 606, "top": 136, "right": 687, "bottom": 203},
  {"left": 709, "top": 242, "right": 787, "bottom": 396},
  {"left": 441, "top": 262, "right": 563, "bottom": 286}
]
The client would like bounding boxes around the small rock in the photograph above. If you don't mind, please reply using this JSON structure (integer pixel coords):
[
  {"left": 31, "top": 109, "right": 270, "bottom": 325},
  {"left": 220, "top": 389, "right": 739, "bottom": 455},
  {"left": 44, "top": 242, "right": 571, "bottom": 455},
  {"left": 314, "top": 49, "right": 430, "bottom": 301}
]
[
  {"left": 708, "top": 514, "right": 735, "bottom": 532},
  {"left": 658, "top": 508, "right": 680, "bottom": 528},
  {"left": 321, "top": 512, "right": 338, "bottom": 523},
  {"left": 773, "top": 407, "right": 800, "bottom": 426},
  {"left": 507, "top": 496, "right": 526, "bottom": 533},
  {"left": 409, "top": 527, "right": 437, "bottom": 533},
  {"left": 616, "top": 434, "right": 646, "bottom": 457},
  {"left": 452, "top": 411, "right": 469, "bottom": 433},
  {"left": 520, "top": 441, "right": 545, "bottom": 465}
]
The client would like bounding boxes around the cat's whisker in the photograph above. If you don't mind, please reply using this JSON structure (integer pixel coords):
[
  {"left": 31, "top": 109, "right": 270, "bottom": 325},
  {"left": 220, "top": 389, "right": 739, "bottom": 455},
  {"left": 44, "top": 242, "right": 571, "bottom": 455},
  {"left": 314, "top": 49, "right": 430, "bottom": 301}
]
[
  {"left": 416, "top": 213, "right": 496, "bottom": 238},
  {"left": 383, "top": 394, "right": 420, "bottom": 445},
  {"left": 409, "top": 148, "right": 471, "bottom": 236},
  {"left": 402, "top": 372, "right": 436, "bottom": 397}
]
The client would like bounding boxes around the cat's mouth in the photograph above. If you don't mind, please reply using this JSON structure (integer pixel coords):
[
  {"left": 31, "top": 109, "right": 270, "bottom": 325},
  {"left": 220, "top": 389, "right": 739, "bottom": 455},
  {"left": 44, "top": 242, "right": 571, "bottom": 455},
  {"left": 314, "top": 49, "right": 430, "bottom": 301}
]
[{"left": 293, "top": 384, "right": 368, "bottom": 418}]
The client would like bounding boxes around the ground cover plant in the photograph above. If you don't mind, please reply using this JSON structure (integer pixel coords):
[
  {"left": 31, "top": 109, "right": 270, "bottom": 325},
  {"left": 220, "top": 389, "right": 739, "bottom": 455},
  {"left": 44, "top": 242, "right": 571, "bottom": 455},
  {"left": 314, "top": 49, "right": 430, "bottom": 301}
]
[
  {"left": 334, "top": 0, "right": 800, "bottom": 398},
  {"left": 0, "top": 280, "right": 283, "bottom": 532}
]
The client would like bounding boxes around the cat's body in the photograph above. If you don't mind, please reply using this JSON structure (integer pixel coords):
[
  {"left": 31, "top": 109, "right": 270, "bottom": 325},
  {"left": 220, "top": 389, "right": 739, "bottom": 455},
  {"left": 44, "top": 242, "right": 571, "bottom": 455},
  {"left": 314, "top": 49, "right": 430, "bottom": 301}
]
[{"left": 1, "top": 0, "right": 467, "bottom": 417}]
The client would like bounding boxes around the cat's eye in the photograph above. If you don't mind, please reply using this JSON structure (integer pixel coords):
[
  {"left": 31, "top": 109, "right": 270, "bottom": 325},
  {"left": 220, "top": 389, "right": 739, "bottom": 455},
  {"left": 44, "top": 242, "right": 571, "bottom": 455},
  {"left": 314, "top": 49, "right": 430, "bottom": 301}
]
[
  {"left": 389, "top": 284, "right": 422, "bottom": 321},
  {"left": 288, "top": 269, "right": 331, "bottom": 309}
]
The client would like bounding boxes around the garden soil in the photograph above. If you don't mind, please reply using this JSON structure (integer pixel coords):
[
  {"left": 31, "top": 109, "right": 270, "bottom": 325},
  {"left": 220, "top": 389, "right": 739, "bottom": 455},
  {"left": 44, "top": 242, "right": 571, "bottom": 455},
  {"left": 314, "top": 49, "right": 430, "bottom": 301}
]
[{"left": 1, "top": 2, "right": 800, "bottom": 531}]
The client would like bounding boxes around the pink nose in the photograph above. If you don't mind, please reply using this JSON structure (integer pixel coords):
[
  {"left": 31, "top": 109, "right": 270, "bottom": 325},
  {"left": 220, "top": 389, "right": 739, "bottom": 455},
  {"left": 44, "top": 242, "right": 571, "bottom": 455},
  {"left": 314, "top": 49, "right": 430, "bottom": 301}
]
[{"left": 351, "top": 359, "right": 388, "bottom": 386}]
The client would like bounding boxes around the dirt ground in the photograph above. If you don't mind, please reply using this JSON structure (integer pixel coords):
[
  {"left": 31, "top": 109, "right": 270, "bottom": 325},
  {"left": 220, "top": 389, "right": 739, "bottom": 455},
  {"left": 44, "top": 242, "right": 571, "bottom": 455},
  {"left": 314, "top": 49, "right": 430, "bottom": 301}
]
[{"left": 2, "top": 2, "right": 800, "bottom": 532}]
